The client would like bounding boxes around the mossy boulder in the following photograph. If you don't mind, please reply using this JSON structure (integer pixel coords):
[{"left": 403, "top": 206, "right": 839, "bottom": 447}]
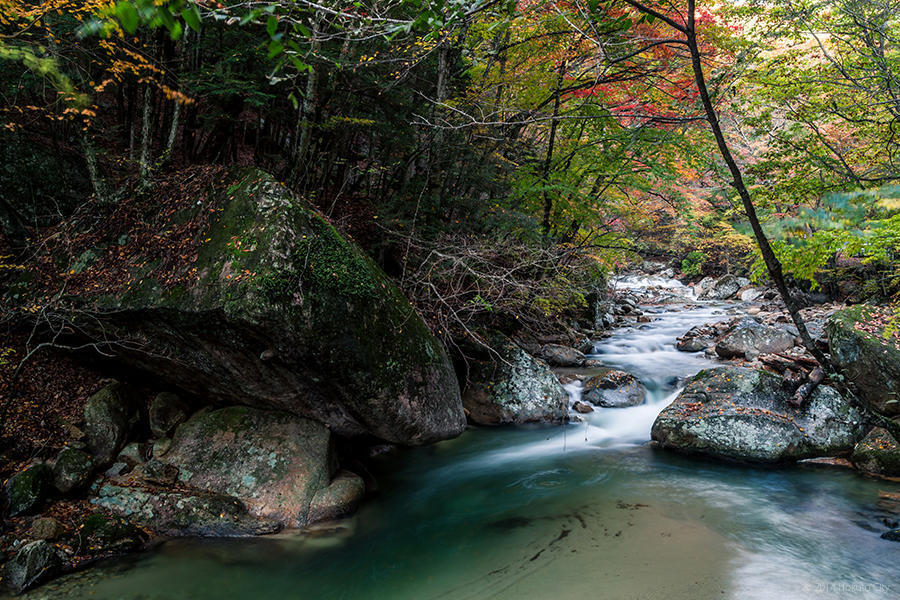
[
  {"left": 83, "top": 383, "right": 145, "bottom": 464},
  {"left": 828, "top": 305, "right": 900, "bottom": 417},
  {"left": 75, "top": 513, "right": 147, "bottom": 554},
  {"left": 851, "top": 427, "right": 900, "bottom": 476},
  {"left": 0, "top": 540, "right": 66, "bottom": 594},
  {"left": 164, "top": 406, "right": 338, "bottom": 528},
  {"left": 91, "top": 482, "right": 278, "bottom": 537},
  {"left": 461, "top": 333, "right": 567, "bottom": 426},
  {"left": 4, "top": 463, "right": 52, "bottom": 517},
  {"left": 52, "top": 448, "right": 95, "bottom": 493},
  {"left": 652, "top": 367, "right": 865, "bottom": 464},
  {"left": 61, "top": 169, "right": 464, "bottom": 445}
]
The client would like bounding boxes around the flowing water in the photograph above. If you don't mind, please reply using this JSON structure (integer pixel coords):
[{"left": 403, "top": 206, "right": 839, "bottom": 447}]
[{"left": 22, "top": 279, "right": 899, "bottom": 600}]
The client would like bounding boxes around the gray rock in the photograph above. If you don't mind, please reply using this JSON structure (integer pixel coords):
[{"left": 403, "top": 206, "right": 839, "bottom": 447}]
[
  {"left": 151, "top": 437, "right": 172, "bottom": 458},
  {"left": 165, "top": 406, "right": 335, "bottom": 528},
  {"left": 4, "top": 463, "right": 52, "bottom": 517},
  {"left": 46, "top": 169, "right": 464, "bottom": 446},
  {"left": 541, "top": 344, "right": 586, "bottom": 367},
  {"left": 92, "top": 482, "right": 278, "bottom": 537},
  {"left": 84, "top": 383, "right": 144, "bottom": 464},
  {"left": 715, "top": 319, "right": 795, "bottom": 359},
  {"left": 462, "top": 334, "right": 567, "bottom": 426},
  {"left": 739, "top": 288, "right": 764, "bottom": 302},
  {"left": 701, "top": 274, "right": 741, "bottom": 300},
  {"left": 133, "top": 459, "right": 179, "bottom": 485},
  {"left": 676, "top": 324, "right": 718, "bottom": 353},
  {"left": 149, "top": 392, "right": 189, "bottom": 438},
  {"left": 651, "top": 367, "right": 865, "bottom": 463},
  {"left": 52, "top": 448, "right": 95, "bottom": 493},
  {"left": 828, "top": 305, "right": 900, "bottom": 417},
  {"left": 582, "top": 370, "right": 645, "bottom": 408},
  {"left": 0, "top": 540, "right": 66, "bottom": 594}
]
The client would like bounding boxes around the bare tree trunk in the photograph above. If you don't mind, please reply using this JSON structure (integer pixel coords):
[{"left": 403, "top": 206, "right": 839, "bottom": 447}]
[
  {"left": 80, "top": 132, "right": 107, "bottom": 204},
  {"left": 139, "top": 85, "right": 153, "bottom": 186}
]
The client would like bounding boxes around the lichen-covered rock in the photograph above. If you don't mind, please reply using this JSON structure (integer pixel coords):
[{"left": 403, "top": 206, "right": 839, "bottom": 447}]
[
  {"left": 52, "top": 448, "right": 95, "bottom": 493},
  {"left": 307, "top": 471, "right": 366, "bottom": 524},
  {"left": 4, "top": 463, "right": 52, "bottom": 517},
  {"left": 0, "top": 540, "right": 66, "bottom": 594},
  {"left": 828, "top": 305, "right": 900, "bottom": 417},
  {"left": 164, "top": 406, "right": 335, "bottom": 527},
  {"left": 540, "top": 344, "right": 586, "bottom": 367},
  {"left": 715, "top": 319, "right": 795, "bottom": 359},
  {"left": 83, "top": 383, "right": 144, "bottom": 464},
  {"left": 651, "top": 367, "right": 865, "bottom": 463},
  {"left": 149, "top": 392, "right": 189, "bottom": 438},
  {"left": 59, "top": 169, "right": 464, "bottom": 445},
  {"left": 851, "top": 427, "right": 900, "bottom": 476},
  {"left": 75, "top": 513, "right": 147, "bottom": 554},
  {"left": 116, "top": 442, "right": 147, "bottom": 466},
  {"left": 676, "top": 324, "right": 719, "bottom": 353},
  {"left": 582, "top": 370, "right": 645, "bottom": 408},
  {"left": 92, "top": 482, "right": 277, "bottom": 537},
  {"left": 462, "top": 334, "right": 567, "bottom": 425}
]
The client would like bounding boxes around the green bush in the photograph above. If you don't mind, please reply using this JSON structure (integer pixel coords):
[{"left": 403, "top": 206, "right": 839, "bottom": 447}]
[{"left": 681, "top": 251, "right": 708, "bottom": 276}]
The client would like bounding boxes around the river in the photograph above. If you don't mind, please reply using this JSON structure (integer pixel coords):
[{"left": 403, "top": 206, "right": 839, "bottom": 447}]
[{"left": 22, "top": 278, "right": 899, "bottom": 599}]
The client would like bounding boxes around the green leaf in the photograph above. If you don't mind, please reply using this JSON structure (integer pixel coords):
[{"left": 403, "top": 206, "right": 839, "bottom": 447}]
[
  {"left": 116, "top": 1, "right": 139, "bottom": 34},
  {"left": 267, "top": 15, "right": 278, "bottom": 38},
  {"left": 181, "top": 5, "right": 201, "bottom": 32}
]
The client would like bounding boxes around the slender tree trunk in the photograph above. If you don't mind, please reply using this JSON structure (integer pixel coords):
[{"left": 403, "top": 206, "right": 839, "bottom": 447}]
[
  {"left": 139, "top": 85, "right": 152, "bottom": 186},
  {"left": 80, "top": 132, "right": 107, "bottom": 204},
  {"left": 541, "top": 59, "right": 567, "bottom": 237}
]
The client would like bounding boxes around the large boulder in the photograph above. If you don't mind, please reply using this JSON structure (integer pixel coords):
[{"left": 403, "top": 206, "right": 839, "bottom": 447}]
[
  {"left": 828, "top": 305, "right": 900, "bottom": 417},
  {"left": 92, "top": 482, "right": 279, "bottom": 537},
  {"left": 851, "top": 427, "right": 900, "bottom": 476},
  {"left": 55, "top": 169, "right": 464, "bottom": 445},
  {"left": 0, "top": 540, "right": 66, "bottom": 594},
  {"left": 4, "top": 463, "right": 52, "bottom": 517},
  {"left": 651, "top": 367, "right": 865, "bottom": 463},
  {"left": 540, "top": 344, "right": 586, "bottom": 367},
  {"left": 462, "top": 334, "right": 567, "bottom": 426},
  {"left": 582, "top": 370, "right": 645, "bottom": 408},
  {"left": 75, "top": 513, "right": 147, "bottom": 554},
  {"left": 52, "top": 447, "right": 95, "bottom": 493},
  {"left": 83, "top": 383, "right": 144, "bottom": 464},
  {"left": 715, "top": 319, "right": 795, "bottom": 359},
  {"left": 164, "top": 406, "right": 342, "bottom": 528},
  {"left": 700, "top": 274, "right": 741, "bottom": 300}
]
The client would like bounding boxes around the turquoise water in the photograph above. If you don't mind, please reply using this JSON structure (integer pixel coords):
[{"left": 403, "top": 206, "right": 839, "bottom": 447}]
[{"left": 21, "top": 300, "right": 900, "bottom": 600}]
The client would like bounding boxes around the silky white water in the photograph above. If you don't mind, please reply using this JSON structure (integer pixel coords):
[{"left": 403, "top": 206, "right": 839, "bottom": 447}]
[{"left": 19, "top": 287, "right": 899, "bottom": 600}]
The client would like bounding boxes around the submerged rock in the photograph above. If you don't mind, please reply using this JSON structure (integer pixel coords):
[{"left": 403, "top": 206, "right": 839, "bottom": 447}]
[
  {"left": 540, "top": 344, "right": 586, "bottom": 367},
  {"left": 4, "top": 463, "right": 52, "bottom": 517},
  {"left": 462, "top": 334, "right": 567, "bottom": 426},
  {"left": 582, "top": 370, "right": 645, "bottom": 408},
  {"left": 52, "top": 448, "right": 95, "bottom": 493},
  {"left": 49, "top": 169, "right": 464, "bottom": 446},
  {"left": 83, "top": 383, "right": 144, "bottom": 464},
  {"left": 828, "top": 305, "right": 900, "bottom": 417},
  {"left": 92, "top": 482, "right": 278, "bottom": 537},
  {"left": 165, "top": 406, "right": 336, "bottom": 527},
  {"left": 715, "top": 319, "right": 795, "bottom": 359},
  {"left": 651, "top": 367, "right": 865, "bottom": 463},
  {"left": 0, "top": 540, "right": 66, "bottom": 594},
  {"left": 851, "top": 427, "right": 900, "bottom": 476}
]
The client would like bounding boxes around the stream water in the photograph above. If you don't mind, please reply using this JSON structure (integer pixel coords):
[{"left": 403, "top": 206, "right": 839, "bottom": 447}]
[{"left": 22, "top": 279, "right": 899, "bottom": 600}]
